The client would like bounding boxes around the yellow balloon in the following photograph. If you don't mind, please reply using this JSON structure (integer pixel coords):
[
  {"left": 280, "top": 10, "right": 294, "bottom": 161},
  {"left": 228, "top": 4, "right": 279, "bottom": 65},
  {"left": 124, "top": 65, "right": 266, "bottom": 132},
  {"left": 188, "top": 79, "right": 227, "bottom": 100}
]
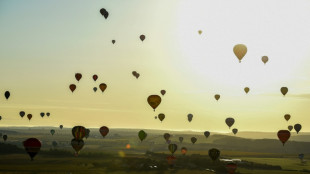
[
  {"left": 233, "top": 44, "right": 247, "bottom": 63},
  {"left": 147, "top": 95, "right": 162, "bottom": 111}
]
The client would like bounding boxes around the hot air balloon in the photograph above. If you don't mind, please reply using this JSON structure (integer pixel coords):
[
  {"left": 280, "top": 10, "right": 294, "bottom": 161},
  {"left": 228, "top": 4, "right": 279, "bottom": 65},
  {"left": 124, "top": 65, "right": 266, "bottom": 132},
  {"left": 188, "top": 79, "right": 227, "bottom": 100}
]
[
  {"left": 158, "top": 113, "right": 165, "bottom": 122},
  {"left": 233, "top": 44, "right": 247, "bottom": 63},
  {"left": 204, "top": 131, "right": 210, "bottom": 138},
  {"left": 136, "top": 73, "right": 140, "bottom": 79},
  {"left": 288, "top": 125, "right": 293, "bottom": 131},
  {"left": 262, "top": 56, "right": 268, "bottom": 64},
  {"left": 181, "top": 147, "right": 187, "bottom": 155},
  {"left": 232, "top": 128, "right": 238, "bottom": 135},
  {"left": 50, "top": 129, "right": 55, "bottom": 136},
  {"left": 209, "top": 148, "right": 220, "bottom": 161},
  {"left": 93, "top": 74, "right": 98, "bottom": 81},
  {"left": 4, "top": 91, "right": 10, "bottom": 100},
  {"left": 179, "top": 137, "right": 183, "bottom": 143},
  {"left": 99, "top": 83, "right": 107, "bottom": 93},
  {"left": 154, "top": 116, "right": 157, "bottom": 119},
  {"left": 23, "top": 138, "right": 41, "bottom": 161},
  {"left": 298, "top": 154, "right": 304, "bottom": 161},
  {"left": 3, "top": 135, "right": 7, "bottom": 141},
  {"left": 72, "top": 126, "right": 86, "bottom": 140},
  {"left": 140, "top": 35, "right": 145, "bottom": 42},
  {"left": 226, "top": 162, "right": 237, "bottom": 174},
  {"left": 147, "top": 95, "right": 161, "bottom": 111},
  {"left": 284, "top": 114, "right": 291, "bottom": 121},
  {"left": 112, "top": 40, "right": 115, "bottom": 44},
  {"left": 138, "top": 130, "right": 147, "bottom": 142},
  {"left": 100, "top": 8, "right": 109, "bottom": 19},
  {"left": 198, "top": 30, "right": 202, "bottom": 35},
  {"left": 85, "top": 129, "right": 90, "bottom": 139},
  {"left": 281, "top": 87, "right": 288, "bottom": 96},
  {"left": 69, "top": 84, "right": 76, "bottom": 93},
  {"left": 60, "top": 125, "right": 63, "bottom": 129},
  {"left": 214, "top": 94, "right": 220, "bottom": 101},
  {"left": 191, "top": 137, "right": 197, "bottom": 144},
  {"left": 46, "top": 112, "right": 50, "bottom": 117},
  {"left": 40, "top": 112, "right": 45, "bottom": 118},
  {"left": 225, "top": 117, "right": 235, "bottom": 129},
  {"left": 27, "top": 114, "right": 32, "bottom": 121},
  {"left": 52, "top": 141, "right": 57, "bottom": 148},
  {"left": 71, "top": 138, "right": 84, "bottom": 155},
  {"left": 132, "top": 71, "right": 137, "bottom": 77},
  {"left": 161, "top": 90, "right": 166, "bottom": 96},
  {"left": 244, "top": 87, "right": 250, "bottom": 94},
  {"left": 166, "top": 155, "right": 176, "bottom": 166},
  {"left": 99, "top": 126, "right": 109, "bottom": 138},
  {"left": 93, "top": 87, "right": 97, "bottom": 92},
  {"left": 187, "top": 114, "right": 193, "bottom": 122},
  {"left": 0, "top": 116, "right": 2, "bottom": 120},
  {"left": 75, "top": 73, "right": 82, "bottom": 82},
  {"left": 168, "top": 144, "right": 177, "bottom": 154},
  {"left": 294, "top": 124, "right": 302, "bottom": 134},
  {"left": 19, "top": 111, "right": 25, "bottom": 118},
  {"left": 277, "top": 130, "right": 290, "bottom": 146},
  {"left": 164, "top": 133, "right": 171, "bottom": 142}
]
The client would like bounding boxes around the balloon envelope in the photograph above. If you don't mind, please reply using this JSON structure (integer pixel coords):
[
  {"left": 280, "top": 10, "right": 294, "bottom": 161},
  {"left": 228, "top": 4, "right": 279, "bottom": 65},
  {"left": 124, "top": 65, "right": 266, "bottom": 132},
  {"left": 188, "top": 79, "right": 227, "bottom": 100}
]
[
  {"left": 214, "top": 94, "right": 220, "bottom": 101},
  {"left": 226, "top": 163, "right": 237, "bottom": 174},
  {"left": 112, "top": 40, "right": 115, "bottom": 44},
  {"left": 23, "top": 138, "right": 41, "bottom": 160},
  {"left": 99, "top": 126, "right": 109, "bottom": 138},
  {"left": 225, "top": 117, "right": 235, "bottom": 129},
  {"left": 40, "top": 112, "right": 45, "bottom": 118},
  {"left": 93, "top": 74, "right": 98, "bottom": 81},
  {"left": 160, "top": 90, "right": 166, "bottom": 96},
  {"left": 288, "top": 125, "right": 293, "bottom": 131},
  {"left": 72, "top": 126, "right": 86, "bottom": 140},
  {"left": 294, "top": 124, "right": 302, "bottom": 134},
  {"left": 281, "top": 87, "right": 288, "bottom": 96},
  {"left": 75, "top": 73, "right": 82, "bottom": 82},
  {"left": 147, "top": 95, "right": 161, "bottom": 111},
  {"left": 99, "top": 83, "right": 107, "bottom": 93},
  {"left": 164, "top": 133, "right": 171, "bottom": 141},
  {"left": 3, "top": 135, "right": 7, "bottom": 141},
  {"left": 46, "top": 112, "right": 50, "bottom": 117},
  {"left": 69, "top": 84, "right": 76, "bottom": 93},
  {"left": 100, "top": 8, "right": 109, "bottom": 19},
  {"left": 262, "top": 56, "right": 268, "bottom": 64},
  {"left": 277, "top": 130, "right": 290, "bottom": 146},
  {"left": 71, "top": 139, "right": 84, "bottom": 154},
  {"left": 187, "top": 114, "right": 193, "bottom": 122},
  {"left": 140, "top": 35, "right": 145, "bottom": 41},
  {"left": 209, "top": 148, "right": 220, "bottom": 161},
  {"left": 138, "top": 130, "right": 147, "bottom": 142},
  {"left": 50, "top": 129, "right": 55, "bottom": 136},
  {"left": 168, "top": 144, "right": 177, "bottom": 154},
  {"left": 19, "top": 111, "right": 25, "bottom": 118},
  {"left": 233, "top": 44, "right": 247, "bottom": 62},
  {"left": 158, "top": 113, "right": 165, "bottom": 122},
  {"left": 204, "top": 131, "right": 210, "bottom": 138},
  {"left": 60, "top": 125, "right": 63, "bottom": 129},
  {"left": 93, "top": 87, "right": 97, "bottom": 92},
  {"left": 4, "top": 91, "right": 10, "bottom": 100},
  {"left": 85, "top": 129, "right": 90, "bottom": 139},
  {"left": 27, "top": 114, "right": 32, "bottom": 121},
  {"left": 198, "top": 30, "right": 202, "bottom": 35},
  {"left": 232, "top": 128, "right": 238, "bottom": 135},
  {"left": 191, "top": 137, "right": 197, "bottom": 144},
  {"left": 181, "top": 147, "right": 187, "bottom": 155},
  {"left": 284, "top": 114, "right": 291, "bottom": 121},
  {"left": 244, "top": 87, "right": 250, "bottom": 94}
]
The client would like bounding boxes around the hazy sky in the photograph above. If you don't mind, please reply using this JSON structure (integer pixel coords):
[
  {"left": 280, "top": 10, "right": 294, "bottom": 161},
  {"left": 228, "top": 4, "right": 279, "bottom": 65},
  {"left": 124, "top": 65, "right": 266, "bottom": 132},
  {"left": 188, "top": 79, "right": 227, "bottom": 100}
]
[{"left": 1, "top": 0, "right": 310, "bottom": 132}]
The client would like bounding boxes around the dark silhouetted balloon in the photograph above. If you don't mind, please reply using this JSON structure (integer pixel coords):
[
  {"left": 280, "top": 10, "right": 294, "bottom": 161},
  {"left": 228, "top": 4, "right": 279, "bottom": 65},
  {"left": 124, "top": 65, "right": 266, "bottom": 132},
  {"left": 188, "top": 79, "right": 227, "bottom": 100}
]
[
  {"left": 40, "top": 112, "right": 45, "bottom": 118},
  {"left": 100, "top": 8, "right": 109, "bottom": 19},
  {"left": 23, "top": 138, "right": 41, "bottom": 161},
  {"left": 27, "top": 114, "right": 32, "bottom": 121},
  {"left": 191, "top": 137, "right": 197, "bottom": 144},
  {"left": 19, "top": 111, "right": 25, "bottom": 118},
  {"left": 281, "top": 87, "right": 288, "bottom": 96},
  {"left": 75, "top": 73, "right": 82, "bottom": 82},
  {"left": 284, "top": 114, "right": 290, "bottom": 121},
  {"left": 168, "top": 144, "right": 177, "bottom": 154},
  {"left": 60, "top": 125, "right": 63, "bottom": 129},
  {"left": 85, "top": 129, "right": 90, "bottom": 139},
  {"left": 71, "top": 139, "right": 84, "bottom": 155},
  {"left": 225, "top": 117, "right": 235, "bottom": 129},
  {"left": 244, "top": 87, "right": 250, "bottom": 94},
  {"left": 3, "top": 135, "right": 8, "bottom": 141},
  {"left": 99, "top": 83, "right": 107, "bottom": 93},
  {"left": 72, "top": 126, "right": 86, "bottom": 140},
  {"left": 209, "top": 148, "right": 220, "bottom": 161},
  {"left": 277, "top": 130, "right": 290, "bottom": 146},
  {"left": 187, "top": 114, "right": 193, "bottom": 122},
  {"left": 99, "top": 126, "right": 109, "bottom": 138},
  {"left": 0, "top": 116, "right": 2, "bottom": 120},
  {"left": 93, "top": 74, "right": 98, "bottom": 81},
  {"left": 232, "top": 128, "right": 238, "bottom": 135},
  {"left": 262, "top": 56, "right": 268, "bottom": 64},
  {"left": 164, "top": 133, "right": 171, "bottom": 142},
  {"left": 158, "top": 113, "right": 165, "bottom": 122},
  {"left": 50, "top": 129, "right": 55, "bottom": 136},
  {"left": 179, "top": 137, "right": 183, "bottom": 143},
  {"left": 69, "top": 84, "right": 76, "bottom": 93},
  {"left": 140, "top": 35, "right": 145, "bottom": 42},
  {"left": 161, "top": 90, "right": 166, "bottom": 96},
  {"left": 46, "top": 112, "right": 50, "bottom": 117},
  {"left": 93, "top": 87, "right": 97, "bottom": 92},
  {"left": 204, "top": 131, "right": 210, "bottom": 138},
  {"left": 233, "top": 44, "right": 247, "bottom": 63},
  {"left": 112, "top": 40, "right": 115, "bottom": 44},
  {"left": 138, "top": 130, "right": 147, "bottom": 142},
  {"left": 147, "top": 95, "right": 161, "bottom": 111},
  {"left": 4, "top": 91, "right": 10, "bottom": 100},
  {"left": 294, "top": 124, "right": 302, "bottom": 134},
  {"left": 288, "top": 125, "right": 293, "bottom": 131},
  {"left": 214, "top": 94, "right": 220, "bottom": 101}
]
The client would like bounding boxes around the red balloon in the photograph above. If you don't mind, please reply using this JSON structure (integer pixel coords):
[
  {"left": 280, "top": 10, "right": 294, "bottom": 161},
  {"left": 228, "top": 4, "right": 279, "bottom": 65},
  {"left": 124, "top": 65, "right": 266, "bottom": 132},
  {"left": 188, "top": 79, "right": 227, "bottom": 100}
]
[
  {"left": 93, "top": 74, "right": 98, "bottom": 81},
  {"left": 27, "top": 114, "right": 32, "bottom": 121},
  {"left": 69, "top": 84, "right": 76, "bottom": 93},
  {"left": 226, "top": 163, "right": 237, "bottom": 174},
  {"left": 75, "top": 73, "right": 82, "bottom": 82},
  {"left": 23, "top": 138, "right": 41, "bottom": 161},
  {"left": 99, "top": 126, "right": 109, "bottom": 138},
  {"left": 277, "top": 130, "right": 290, "bottom": 146}
]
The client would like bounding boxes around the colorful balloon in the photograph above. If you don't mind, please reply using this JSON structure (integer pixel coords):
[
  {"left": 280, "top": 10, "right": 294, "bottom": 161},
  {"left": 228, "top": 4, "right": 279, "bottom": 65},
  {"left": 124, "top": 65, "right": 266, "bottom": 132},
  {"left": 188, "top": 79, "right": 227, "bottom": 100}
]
[
  {"left": 277, "top": 130, "right": 290, "bottom": 146},
  {"left": 233, "top": 44, "right": 247, "bottom": 63},
  {"left": 226, "top": 162, "right": 237, "bottom": 174},
  {"left": 168, "top": 144, "right": 177, "bottom": 154},
  {"left": 281, "top": 87, "right": 288, "bottom": 96},
  {"left": 99, "top": 126, "right": 109, "bottom": 138},
  {"left": 23, "top": 138, "right": 41, "bottom": 161},
  {"left": 209, "top": 148, "right": 220, "bottom": 161},
  {"left": 294, "top": 124, "right": 302, "bottom": 134},
  {"left": 181, "top": 147, "right": 187, "bottom": 155},
  {"left": 69, "top": 84, "right": 76, "bottom": 93},
  {"left": 71, "top": 139, "right": 84, "bottom": 155},
  {"left": 225, "top": 117, "right": 235, "bottom": 129},
  {"left": 147, "top": 95, "right": 161, "bottom": 111},
  {"left": 138, "top": 130, "right": 147, "bottom": 142},
  {"left": 72, "top": 126, "right": 86, "bottom": 140},
  {"left": 99, "top": 83, "right": 107, "bottom": 93}
]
